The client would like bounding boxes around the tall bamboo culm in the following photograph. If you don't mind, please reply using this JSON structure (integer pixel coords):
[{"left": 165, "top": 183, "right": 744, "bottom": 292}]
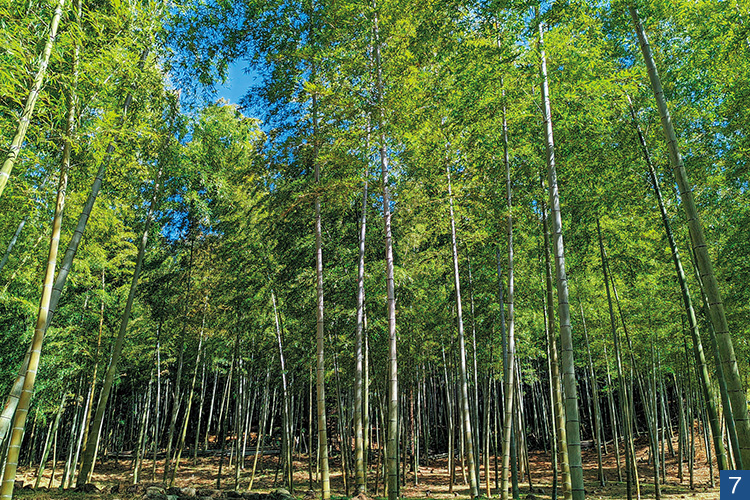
[
  {"left": 372, "top": 3, "right": 398, "bottom": 499},
  {"left": 629, "top": 5, "right": 750, "bottom": 467},
  {"left": 539, "top": 22, "right": 585, "bottom": 500},
  {"left": 0, "top": 0, "right": 66, "bottom": 199},
  {"left": 0, "top": 68, "right": 72, "bottom": 498},
  {"left": 500, "top": 99, "right": 517, "bottom": 500},
  {"left": 77, "top": 164, "right": 163, "bottom": 485},
  {"left": 312, "top": 63, "right": 331, "bottom": 500},
  {"left": 542, "top": 196, "right": 572, "bottom": 500},
  {"left": 626, "top": 95, "right": 728, "bottom": 472},
  {"left": 446, "top": 160, "right": 478, "bottom": 499},
  {"left": 353, "top": 148, "right": 369, "bottom": 494}
]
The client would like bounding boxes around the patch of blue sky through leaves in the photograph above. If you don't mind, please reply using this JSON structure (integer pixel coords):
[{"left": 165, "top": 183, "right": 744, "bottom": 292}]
[{"left": 217, "top": 61, "right": 256, "bottom": 107}]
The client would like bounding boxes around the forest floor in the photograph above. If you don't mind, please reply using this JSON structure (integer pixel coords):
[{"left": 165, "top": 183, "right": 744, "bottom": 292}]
[{"left": 14, "top": 434, "right": 720, "bottom": 500}]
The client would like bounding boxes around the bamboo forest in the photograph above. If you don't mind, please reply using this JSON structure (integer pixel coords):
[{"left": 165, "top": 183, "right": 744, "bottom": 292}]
[{"left": 0, "top": 0, "right": 748, "bottom": 499}]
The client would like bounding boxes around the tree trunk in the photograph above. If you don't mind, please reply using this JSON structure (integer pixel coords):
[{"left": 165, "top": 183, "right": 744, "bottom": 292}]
[
  {"left": 372, "top": 4, "right": 398, "bottom": 500},
  {"left": 484, "top": 371, "right": 491, "bottom": 497},
  {"left": 216, "top": 330, "right": 239, "bottom": 490},
  {"left": 165, "top": 226, "right": 197, "bottom": 482},
  {"left": 272, "top": 290, "right": 294, "bottom": 492},
  {"left": 354, "top": 140, "right": 369, "bottom": 494},
  {"left": 0, "top": 214, "right": 28, "bottom": 276},
  {"left": 240, "top": 374, "right": 253, "bottom": 471},
  {"left": 34, "top": 392, "right": 67, "bottom": 489},
  {"left": 0, "top": 0, "right": 66, "bottom": 199},
  {"left": 603, "top": 344, "right": 622, "bottom": 480},
  {"left": 308, "top": 366, "right": 314, "bottom": 489},
  {"left": 363, "top": 317, "right": 370, "bottom": 477},
  {"left": 597, "top": 219, "right": 635, "bottom": 500},
  {"left": 152, "top": 326, "right": 162, "bottom": 481},
  {"left": 133, "top": 373, "right": 153, "bottom": 484},
  {"left": 543, "top": 305, "right": 559, "bottom": 500},
  {"left": 333, "top": 350, "right": 349, "bottom": 495},
  {"left": 76, "top": 165, "right": 163, "bottom": 486},
  {"left": 63, "top": 380, "right": 88, "bottom": 488},
  {"left": 626, "top": 95, "right": 728, "bottom": 471},
  {"left": 170, "top": 297, "right": 208, "bottom": 485},
  {"left": 248, "top": 366, "right": 271, "bottom": 491},
  {"left": 163, "top": 343, "right": 184, "bottom": 479},
  {"left": 605, "top": 261, "right": 641, "bottom": 499},
  {"left": 539, "top": 23, "right": 584, "bottom": 500},
  {"left": 443, "top": 348, "right": 455, "bottom": 494},
  {"left": 193, "top": 352, "right": 207, "bottom": 466},
  {"left": 47, "top": 414, "right": 58, "bottom": 487},
  {"left": 0, "top": 65, "right": 73, "bottom": 497},
  {"left": 629, "top": 5, "right": 750, "bottom": 466},
  {"left": 579, "top": 302, "right": 604, "bottom": 487},
  {"left": 0, "top": 350, "right": 31, "bottom": 458},
  {"left": 500, "top": 104, "right": 516, "bottom": 500},
  {"left": 445, "top": 160, "right": 478, "bottom": 499},
  {"left": 76, "top": 269, "right": 105, "bottom": 483},
  {"left": 234, "top": 365, "right": 243, "bottom": 490},
  {"left": 542, "top": 196, "right": 571, "bottom": 500},
  {"left": 204, "top": 366, "right": 217, "bottom": 452},
  {"left": 649, "top": 347, "right": 661, "bottom": 498},
  {"left": 468, "top": 269, "right": 480, "bottom": 489},
  {"left": 312, "top": 65, "right": 331, "bottom": 500},
  {"left": 495, "top": 251, "right": 510, "bottom": 492}
]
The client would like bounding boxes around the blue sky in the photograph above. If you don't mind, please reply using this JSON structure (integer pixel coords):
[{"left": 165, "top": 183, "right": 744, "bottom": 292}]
[{"left": 217, "top": 61, "right": 257, "bottom": 106}]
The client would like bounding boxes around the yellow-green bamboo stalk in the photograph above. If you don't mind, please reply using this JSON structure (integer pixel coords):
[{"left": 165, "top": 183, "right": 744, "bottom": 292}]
[
  {"left": 500, "top": 108, "right": 516, "bottom": 500},
  {"left": 542, "top": 197, "right": 572, "bottom": 500},
  {"left": 539, "top": 22, "right": 584, "bottom": 500},
  {"left": 446, "top": 161, "right": 479, "bottom": 499},
  {"left": 0, "top": 215, "right": 29, "bottom": 276},
  {"left": 169, "top": 297, "right": 208, "bottom": 485},
  {"left": 312, "top": 75, "right": 331, "bottom": 500},
  {"left": 371, "top": 3, "right": 398, "bottom": 499},
  {"left": 0, "top": 0, "right": 66, "bottom": 199},
  {"left": 0, "top": 6, "right": 81, "bottom": 478},
  {"left": 626, "top": 94, "right": 728, "bottom": 472},
  {"left": 77, "top": 164, "right": 162, "bottom": 485},
  {"left": 629, "top": 5, "right": 750, "bottom": 467},
  {"left": 0, "top": 349, "right": 31, "bottom": 453},
  {"left": 0, "top": 89, "right": 71, "bottom": 500},
  {"left": 354, "top": 133, "right": 369, "bottom": 495},
  {"left": 33, "top": 392, "right": 67, "bottom": 488}
]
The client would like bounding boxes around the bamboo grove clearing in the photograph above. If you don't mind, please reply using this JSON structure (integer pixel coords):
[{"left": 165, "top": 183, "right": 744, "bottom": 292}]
[{"left": 0, "top": 0, "right": 748, "bottom": 499}]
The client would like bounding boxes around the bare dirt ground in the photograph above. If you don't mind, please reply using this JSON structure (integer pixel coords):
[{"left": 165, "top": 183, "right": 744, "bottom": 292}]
[{"left": 14, "top": 432, "right": 720, "bottom": 500}]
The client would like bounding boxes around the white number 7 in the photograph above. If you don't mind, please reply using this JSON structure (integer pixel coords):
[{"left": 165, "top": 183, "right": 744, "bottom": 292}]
[{"left": 730, "top": 476, "right": 742, "bottom": 494}]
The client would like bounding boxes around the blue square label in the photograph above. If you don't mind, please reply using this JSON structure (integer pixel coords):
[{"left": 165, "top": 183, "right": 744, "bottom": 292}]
[{"left": 721, "top": 470, "right": 750, "bottom": 498}]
